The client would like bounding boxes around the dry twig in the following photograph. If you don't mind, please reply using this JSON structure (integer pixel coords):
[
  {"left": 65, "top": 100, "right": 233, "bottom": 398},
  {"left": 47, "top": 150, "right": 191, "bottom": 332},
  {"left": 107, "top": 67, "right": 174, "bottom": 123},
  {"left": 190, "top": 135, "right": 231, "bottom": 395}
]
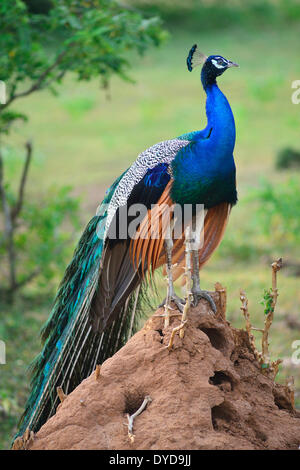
[
  {"left": 11, "top": 428, "right": 34, "bottom": 450},
  {"left": 56, "top": 386, "right": 67, "bottom": 403},
  {"left": 215, "top": 282, "right": 227, "bottom": 318},
  {"left": 167, "top": 320, "right": 187, "bottom": 351},
  {"left": 95, "top": 364, "right": 101, "bottom": 380},
  {"left": 126, "top": 395, "right": 152, "bottom": 443}
]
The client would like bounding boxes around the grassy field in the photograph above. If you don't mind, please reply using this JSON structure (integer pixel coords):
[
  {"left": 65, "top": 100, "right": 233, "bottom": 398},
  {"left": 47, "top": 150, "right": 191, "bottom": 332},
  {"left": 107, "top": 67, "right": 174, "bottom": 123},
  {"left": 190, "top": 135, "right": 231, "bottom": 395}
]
[{"left": 1, "top": 24, "right": 300, "bottom": 448}]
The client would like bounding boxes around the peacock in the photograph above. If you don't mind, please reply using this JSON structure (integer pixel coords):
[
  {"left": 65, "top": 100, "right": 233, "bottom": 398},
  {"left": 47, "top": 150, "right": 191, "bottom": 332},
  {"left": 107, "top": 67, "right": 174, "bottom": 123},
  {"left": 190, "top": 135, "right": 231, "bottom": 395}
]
[{"left": 17, "top": 45, "right": 238, "bottom": 437}]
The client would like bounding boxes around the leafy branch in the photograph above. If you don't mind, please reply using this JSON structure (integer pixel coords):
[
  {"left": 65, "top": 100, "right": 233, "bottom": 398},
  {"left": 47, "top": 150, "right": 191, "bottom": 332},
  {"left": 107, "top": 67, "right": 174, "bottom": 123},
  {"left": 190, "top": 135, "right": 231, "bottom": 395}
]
[
  {"left": 1, "top": 48, "right": 71, "bottom": 111},
  {"left": 0, "top": 0, "right": 166, "bottom": 301},
  {"left": 0, "top": 0, "right": 166, "bottom": 112}
]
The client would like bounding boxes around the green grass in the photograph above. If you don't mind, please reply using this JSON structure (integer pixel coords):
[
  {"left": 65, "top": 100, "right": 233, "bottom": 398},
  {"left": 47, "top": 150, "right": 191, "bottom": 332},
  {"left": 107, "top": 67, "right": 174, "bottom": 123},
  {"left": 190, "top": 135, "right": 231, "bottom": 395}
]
[
  {"left": 0, "top": 296, "right": 51, "bottom": 449},
  {"left": 1, "top": 24, "right": 300, "bottom": 448}
]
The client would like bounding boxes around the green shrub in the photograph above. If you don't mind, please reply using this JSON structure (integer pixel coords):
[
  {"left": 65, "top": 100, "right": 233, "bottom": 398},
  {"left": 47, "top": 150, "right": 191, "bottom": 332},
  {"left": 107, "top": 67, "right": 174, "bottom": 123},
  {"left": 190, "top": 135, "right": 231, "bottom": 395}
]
[
  {"left": 0, "top": 184, "right": 81, "bottom": 296},
  {"left": 248, "top": 177, "right": 300, "bottom": 252},
  {"left": 217, "top": 177, "right": 300, "bottom": 263},
  {"left": 276, "top": 148, "right": 300, "bottom": 170}
]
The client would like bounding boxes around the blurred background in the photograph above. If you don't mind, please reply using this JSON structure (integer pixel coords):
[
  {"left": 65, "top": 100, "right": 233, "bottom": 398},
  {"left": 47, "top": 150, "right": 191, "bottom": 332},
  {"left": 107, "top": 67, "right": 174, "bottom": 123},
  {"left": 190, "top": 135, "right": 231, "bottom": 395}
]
[{"left": 1, "top": 0, "right": 300, "bottom": 448}]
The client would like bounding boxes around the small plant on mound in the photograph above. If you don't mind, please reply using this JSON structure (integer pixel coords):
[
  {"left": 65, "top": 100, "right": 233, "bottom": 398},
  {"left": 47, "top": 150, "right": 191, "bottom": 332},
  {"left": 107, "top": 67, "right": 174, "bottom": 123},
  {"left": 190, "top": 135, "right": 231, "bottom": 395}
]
[{"left": 239, "top": 258, "right": 285, "bottom": 380}]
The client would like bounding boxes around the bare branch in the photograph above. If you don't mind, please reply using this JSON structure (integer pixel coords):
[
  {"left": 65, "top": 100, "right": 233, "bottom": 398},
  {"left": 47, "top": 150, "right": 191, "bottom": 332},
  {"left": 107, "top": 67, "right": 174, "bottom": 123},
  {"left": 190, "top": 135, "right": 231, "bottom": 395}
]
[
  {"left": 167, "top": 320, "right": 187, "bottom": 351},
  {"left": 11, "top": 141, "right": 32, "bottom": 222},
  {"left": 13, "top": 269, "right": 40, "bottom": 290},
  {"left": 0, "top": 142, "right": 39, "bottom": 296},
  {"left": 0, "top": 151, "right": 17, "bottom": 292},
  {"left": 126, "top": 395, "right": 152, "bottom": 443},
  {"left": 0, "top": 269, "right": 40, "bottom": 299}
]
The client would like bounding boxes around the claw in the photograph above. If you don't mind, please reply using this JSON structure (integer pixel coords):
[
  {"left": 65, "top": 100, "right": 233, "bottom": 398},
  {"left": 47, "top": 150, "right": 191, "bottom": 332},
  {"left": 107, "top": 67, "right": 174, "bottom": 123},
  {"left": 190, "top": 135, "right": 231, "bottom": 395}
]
[
  {"left": 192, "top": 290, "right": 217, "bottom": 314},
  {"left": 159, "top": 295, "right": 185, "bottom": 313}
]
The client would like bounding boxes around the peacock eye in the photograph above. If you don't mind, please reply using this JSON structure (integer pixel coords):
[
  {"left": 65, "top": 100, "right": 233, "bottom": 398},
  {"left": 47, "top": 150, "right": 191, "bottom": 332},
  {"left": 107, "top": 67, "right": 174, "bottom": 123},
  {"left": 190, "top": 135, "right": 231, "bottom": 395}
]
[{"left": 217, "top": 59, "right": 223, "bottom": 65}]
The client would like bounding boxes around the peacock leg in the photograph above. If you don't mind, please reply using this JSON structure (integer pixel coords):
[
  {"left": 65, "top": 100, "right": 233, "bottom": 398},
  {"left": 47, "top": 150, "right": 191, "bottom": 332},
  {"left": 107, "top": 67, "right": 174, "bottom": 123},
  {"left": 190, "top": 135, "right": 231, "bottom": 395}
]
[
  {"left": 158, "top": 236, "right": 185, "bottom": 314},
  {"left": 191, "top": 226, "right": 217, "bottom": 314}
]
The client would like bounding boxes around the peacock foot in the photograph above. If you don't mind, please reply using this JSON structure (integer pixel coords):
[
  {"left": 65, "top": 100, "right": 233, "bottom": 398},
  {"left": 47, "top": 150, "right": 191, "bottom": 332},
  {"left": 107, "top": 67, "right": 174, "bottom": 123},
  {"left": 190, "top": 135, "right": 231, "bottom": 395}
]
[
  {"left": 158, "top": 294, "right": 185, "bottom": 313},
  {"left": 192, "top": 289, "right": 217, "bottom": 314}
]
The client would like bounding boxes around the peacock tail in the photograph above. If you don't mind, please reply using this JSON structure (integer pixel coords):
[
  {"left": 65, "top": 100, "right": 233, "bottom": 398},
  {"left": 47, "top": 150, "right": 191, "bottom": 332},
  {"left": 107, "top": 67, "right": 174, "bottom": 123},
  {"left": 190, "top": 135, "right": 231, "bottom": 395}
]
[{"left": 17, "top": 174, "right": 150, "bottom": 435}]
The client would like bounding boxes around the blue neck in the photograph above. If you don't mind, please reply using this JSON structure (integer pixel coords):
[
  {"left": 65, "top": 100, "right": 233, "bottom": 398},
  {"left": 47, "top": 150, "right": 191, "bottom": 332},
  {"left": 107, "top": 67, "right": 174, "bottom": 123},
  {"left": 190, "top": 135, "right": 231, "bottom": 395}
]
[
  {"left": 203, "top": 82, "right": 236, "bottom": 159},
  {"left": 171, "top": 77, "right": 237, "bottom": 206}
]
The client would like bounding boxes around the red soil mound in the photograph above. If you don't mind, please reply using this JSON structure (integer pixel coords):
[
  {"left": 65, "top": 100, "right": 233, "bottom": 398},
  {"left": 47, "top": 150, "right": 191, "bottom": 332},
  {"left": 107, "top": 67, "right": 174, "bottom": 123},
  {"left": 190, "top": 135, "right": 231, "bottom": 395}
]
[{"left": 24, "top": 292, "right": 300, "bottom": 450}]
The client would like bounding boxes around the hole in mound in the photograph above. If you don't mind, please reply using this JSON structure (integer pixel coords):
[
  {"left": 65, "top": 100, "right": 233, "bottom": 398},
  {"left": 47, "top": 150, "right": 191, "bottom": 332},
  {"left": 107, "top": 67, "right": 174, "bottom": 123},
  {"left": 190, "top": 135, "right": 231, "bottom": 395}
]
[
  {"left": 201, "top": 327, "right": 227, "bottom": 353},
  {"left": 124, "top": 388, "right": 147, "bottom": 416},
  {"left": 273, "top": 388, "right": 294, "bottom": 411},
  {"left": 211, "top": 402, "right": 235, "bottom": 431},
  {"left": 209, "top": 371, "right": 233, "bottom": 391},
  {"left": 274, "top": 400, "right": 285, "bottom": 410},
  {"left": 155, "top": 329, "right": 164, "bottom": 343}
]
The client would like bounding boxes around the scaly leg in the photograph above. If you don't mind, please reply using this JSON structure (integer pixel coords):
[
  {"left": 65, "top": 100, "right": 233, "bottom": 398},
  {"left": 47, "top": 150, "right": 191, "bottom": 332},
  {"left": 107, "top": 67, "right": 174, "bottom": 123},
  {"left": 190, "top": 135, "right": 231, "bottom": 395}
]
[
  {"left": 159, "top": 236, "right": 185, "bottom": 315},
  {"left": 167, "top": 226, "right": 193, "bottom": 349},
  {"left": 191, "top": 250, "right": 216, "bottom": 313},
  {"left": 190, "top": 217, "right": 217, "bottom": 314}
]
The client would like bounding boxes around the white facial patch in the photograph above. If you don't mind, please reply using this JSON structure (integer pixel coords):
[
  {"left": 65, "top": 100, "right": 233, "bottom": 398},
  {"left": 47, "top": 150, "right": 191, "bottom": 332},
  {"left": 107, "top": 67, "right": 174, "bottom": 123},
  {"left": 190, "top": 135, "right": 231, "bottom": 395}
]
[{"left": 211, "top": 58, "right": 227, "bottom": 69}]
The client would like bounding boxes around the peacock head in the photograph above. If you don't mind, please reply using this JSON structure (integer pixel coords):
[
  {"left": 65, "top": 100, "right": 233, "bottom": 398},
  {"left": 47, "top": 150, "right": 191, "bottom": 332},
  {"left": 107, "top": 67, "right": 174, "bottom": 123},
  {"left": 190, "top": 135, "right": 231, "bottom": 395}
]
[{"left": 187, "top": 44, "right": 238, "bottom": 87}]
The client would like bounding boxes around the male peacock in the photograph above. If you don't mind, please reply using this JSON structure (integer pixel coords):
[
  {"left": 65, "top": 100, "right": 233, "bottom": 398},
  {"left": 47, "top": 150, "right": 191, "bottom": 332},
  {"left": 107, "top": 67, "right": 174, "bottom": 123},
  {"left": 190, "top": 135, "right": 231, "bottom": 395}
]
[{"left": 17, "top": 45, "right": 238, "bottom": 437}]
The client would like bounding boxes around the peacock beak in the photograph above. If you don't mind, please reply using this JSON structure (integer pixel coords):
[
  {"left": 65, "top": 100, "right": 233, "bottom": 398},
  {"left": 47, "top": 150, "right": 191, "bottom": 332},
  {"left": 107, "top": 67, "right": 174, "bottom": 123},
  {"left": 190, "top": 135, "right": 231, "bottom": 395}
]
[{"left": 227, "top": 61, "right": 239, "bottom": 68}]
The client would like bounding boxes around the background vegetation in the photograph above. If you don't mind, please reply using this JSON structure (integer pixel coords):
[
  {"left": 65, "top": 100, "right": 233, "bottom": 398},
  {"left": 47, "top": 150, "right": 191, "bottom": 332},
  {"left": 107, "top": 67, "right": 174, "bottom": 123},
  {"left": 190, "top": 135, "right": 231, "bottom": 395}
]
[{"left": 1, "top": 0, "right": 300, "bottom": 449}]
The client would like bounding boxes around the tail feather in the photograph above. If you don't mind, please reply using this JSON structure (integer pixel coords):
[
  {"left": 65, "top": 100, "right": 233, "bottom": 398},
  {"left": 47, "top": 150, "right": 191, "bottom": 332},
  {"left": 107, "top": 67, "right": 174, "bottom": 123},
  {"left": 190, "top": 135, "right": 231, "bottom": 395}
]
[
  {"left": 17, "top": 270, "right": 149, "bottom": 437},
  {"left": 16, "top": 174, "right": 149, "bottom": 437}
]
